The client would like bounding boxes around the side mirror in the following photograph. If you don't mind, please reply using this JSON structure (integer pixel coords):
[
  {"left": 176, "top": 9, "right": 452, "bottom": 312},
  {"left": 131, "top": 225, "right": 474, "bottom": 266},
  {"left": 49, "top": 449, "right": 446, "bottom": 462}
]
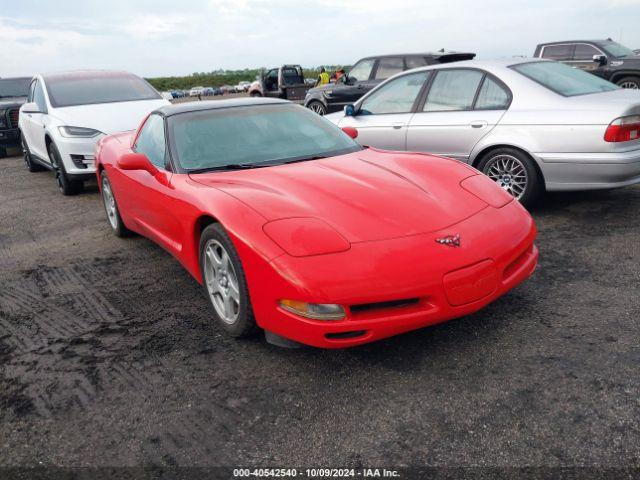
[
  {"left": 117, "top": 152, "right": 158, "bottom": 175},
  {"left": 21, "top": 102, "right": 42, "bottom": 114},
  {"left": 345, "top": 104, "right": 357, "bottom": 117},
  {"left": 341, "top": 126, "right": 358, "bottom": 139},
  {"left": 593, "top": 54, "right": 607, "bottom": 66}
]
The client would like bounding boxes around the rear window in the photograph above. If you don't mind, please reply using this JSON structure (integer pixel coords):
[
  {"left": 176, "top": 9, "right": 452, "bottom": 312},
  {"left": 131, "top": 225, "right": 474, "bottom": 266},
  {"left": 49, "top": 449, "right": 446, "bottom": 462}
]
[
  {"left": 45, "top": 72, "right": 161, "bottom": 108},
  {"left": 512, "top": 61, "right": 618, "bottom": 96}
]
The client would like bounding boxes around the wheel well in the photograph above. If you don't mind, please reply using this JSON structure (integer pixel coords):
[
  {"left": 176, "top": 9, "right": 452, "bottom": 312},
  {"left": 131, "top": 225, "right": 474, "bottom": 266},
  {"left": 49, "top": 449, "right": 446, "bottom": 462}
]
[
  {"left": 44, "top": 134, "right": 53, "bottom": 150},
  {"left": 611, "top": 73, "right": 640, "bottom": 83},
  {"left": 194, "top": 215, "right": 219, "bottom": 247},
  {"left": 472, "top": 144, "right": 546, "bottom": 187}
]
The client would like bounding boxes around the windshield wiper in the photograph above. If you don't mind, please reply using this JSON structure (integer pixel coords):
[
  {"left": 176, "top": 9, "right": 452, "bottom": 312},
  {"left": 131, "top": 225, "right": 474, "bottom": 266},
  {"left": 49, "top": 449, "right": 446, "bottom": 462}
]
[
  {"left": 282, "top": 155, "right": 328, "bottom": 165},
  {"left": 188, "top": 163, "right": 271, "bottom": 173}
]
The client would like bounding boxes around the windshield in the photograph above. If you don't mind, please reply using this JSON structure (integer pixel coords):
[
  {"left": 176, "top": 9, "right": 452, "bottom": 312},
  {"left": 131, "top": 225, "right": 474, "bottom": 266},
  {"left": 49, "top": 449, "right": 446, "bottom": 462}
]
[
  {"left": 169, "top": 103, "right": 362, "bottom": 171},
  {"left": 512, "top": 61, "right": 618, "bottom": 96},
  {"left": 598, "top": 40, "right": 635, "bottom": 58},
  {"left": 0, "top": 78, "right": 30, "bottom": 98},
  {"left": 46, "top": 72, "right": 161, "bottom": 108}
]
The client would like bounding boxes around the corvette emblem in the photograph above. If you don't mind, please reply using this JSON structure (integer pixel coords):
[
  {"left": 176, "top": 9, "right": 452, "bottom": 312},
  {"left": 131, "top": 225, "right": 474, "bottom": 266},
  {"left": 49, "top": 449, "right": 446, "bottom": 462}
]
[{"left": 436, "top": 234, "right": 461, "bottom": 247}]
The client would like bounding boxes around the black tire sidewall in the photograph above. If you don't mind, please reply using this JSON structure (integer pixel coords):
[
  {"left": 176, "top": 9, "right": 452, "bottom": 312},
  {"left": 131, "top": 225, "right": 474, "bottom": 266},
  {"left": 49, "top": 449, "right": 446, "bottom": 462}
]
[
  {"left": 199, "top": 224, "right": 256, "bottom": 337},
  {"left": 477, "top": 148, "right": 542, "bottom": 207},
  {"left": 21, "top": 135, "right": 39, "bottom": 172},
  {"left": 48, "top": 142, "right": 82, "bottom": 195},
  {"left": 616, "top": 76, "right": 640, "bottom": 89}
]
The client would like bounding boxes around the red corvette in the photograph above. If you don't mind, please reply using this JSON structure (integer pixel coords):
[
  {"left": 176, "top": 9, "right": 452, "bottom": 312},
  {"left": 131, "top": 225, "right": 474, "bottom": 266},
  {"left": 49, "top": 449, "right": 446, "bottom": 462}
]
[{"left": 95, "top": 98, "right": 538, "bottom": 348}]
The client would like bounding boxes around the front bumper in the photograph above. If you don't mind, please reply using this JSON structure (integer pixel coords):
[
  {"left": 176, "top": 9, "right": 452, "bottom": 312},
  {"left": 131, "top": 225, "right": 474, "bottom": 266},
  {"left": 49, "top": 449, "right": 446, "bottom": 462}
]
[
  {"left": 246, "top": 201, "right": 538, "bottom": 348},
  {"left": 538, "top": 149, "right": 640, "bottom": 191},
  {"left": 0, "top": 128, "right": 20, "bottom": 147},
  {"left": 54, "top": 134, "right": 103, "bottom": 175}
]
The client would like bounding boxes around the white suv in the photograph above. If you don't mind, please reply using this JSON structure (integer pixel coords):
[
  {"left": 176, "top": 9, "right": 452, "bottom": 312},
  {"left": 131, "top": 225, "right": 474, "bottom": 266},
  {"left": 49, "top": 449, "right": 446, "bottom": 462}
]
[{"left": 19, "top": 70, "right": 169, "bottom": 195}]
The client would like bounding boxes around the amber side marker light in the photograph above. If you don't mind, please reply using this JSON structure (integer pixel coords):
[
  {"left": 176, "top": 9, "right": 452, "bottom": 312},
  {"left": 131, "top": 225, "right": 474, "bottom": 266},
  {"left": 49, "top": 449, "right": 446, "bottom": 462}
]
[{"left": 279, "top": 300, "right": 346, "bottom": 320}]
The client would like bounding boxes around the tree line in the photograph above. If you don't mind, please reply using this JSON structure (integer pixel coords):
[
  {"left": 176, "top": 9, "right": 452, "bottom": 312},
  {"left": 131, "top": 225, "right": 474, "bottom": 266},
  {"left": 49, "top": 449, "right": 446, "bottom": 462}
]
[{"left": 146, "top": 66, "right": 349, "bottom": 91}]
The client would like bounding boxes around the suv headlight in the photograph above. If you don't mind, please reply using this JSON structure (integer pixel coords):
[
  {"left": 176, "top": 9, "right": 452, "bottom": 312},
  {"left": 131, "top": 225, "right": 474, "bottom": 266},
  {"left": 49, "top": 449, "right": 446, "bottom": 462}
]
[
  {"left": 58, "top": 126, "right": 103, "bottom": 138},
  {"left": 0, "top": 110, "right": 6, "bottom": 128}
]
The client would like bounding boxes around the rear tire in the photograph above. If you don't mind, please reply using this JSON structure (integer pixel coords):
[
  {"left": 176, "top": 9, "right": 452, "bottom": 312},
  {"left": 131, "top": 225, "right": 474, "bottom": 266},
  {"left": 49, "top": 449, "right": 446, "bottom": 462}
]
[
  {"left": 615, "top": 76, "right": 640, "bottom": 89},
  {"left": 21, "top": 134, "right": 44, "bottom": 172},
  {"left": 199, "top": 223, "right": 257, "bottom": 338},
  {"left": 477, "top": 147, "right": 542, "bottom": 207},
  {"left": 307, "top": 100, "right": 327, "bottom": 116},
  {"left": 47, "top": 142, "right": 83, "bottom": 195},
  {"left": 249, "top": 91, "right": 262, "bottom": 97},
  {"left": 100, "top": 172, "right": 133, "bottom": 237}
]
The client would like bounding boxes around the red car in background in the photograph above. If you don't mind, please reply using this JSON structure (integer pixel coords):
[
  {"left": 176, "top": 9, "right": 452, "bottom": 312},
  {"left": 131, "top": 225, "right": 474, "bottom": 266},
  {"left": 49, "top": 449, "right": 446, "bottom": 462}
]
[{"left": 95, "top": 98, "right": 538, "bottom": 348}]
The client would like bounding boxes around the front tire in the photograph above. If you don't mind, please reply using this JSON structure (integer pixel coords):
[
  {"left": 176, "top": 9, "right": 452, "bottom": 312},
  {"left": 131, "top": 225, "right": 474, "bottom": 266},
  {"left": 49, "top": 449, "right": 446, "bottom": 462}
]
[
  {"left": 616, "top": 76, "right": 640, "bottom": 89},
  {"left": 477, "top": 147, "right": 542, "bottom": 207},
  {"left": 249, "top": 91, "right": 262, "bottom": 98},
  {"left": 307, "top": 100, "right": 327, "bottom": 116},
  {"left": 47, "top": 142, "right": 83, "bottom": 195},
  {"left": 21, "top": 134, "right": 44, "bottom": 172},
  {"left": 101, "top": 172, "right": 132, "bottom": 237},
  {"left": 200, "top": 223, "right": 257, "bottom": 337}
]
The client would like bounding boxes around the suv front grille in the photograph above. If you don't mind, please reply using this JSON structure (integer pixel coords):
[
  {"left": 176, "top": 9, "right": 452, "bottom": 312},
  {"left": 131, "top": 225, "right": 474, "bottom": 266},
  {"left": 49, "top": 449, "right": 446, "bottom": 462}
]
[{"left": 8, "top": 108, "right": 19, "bottom": 128}]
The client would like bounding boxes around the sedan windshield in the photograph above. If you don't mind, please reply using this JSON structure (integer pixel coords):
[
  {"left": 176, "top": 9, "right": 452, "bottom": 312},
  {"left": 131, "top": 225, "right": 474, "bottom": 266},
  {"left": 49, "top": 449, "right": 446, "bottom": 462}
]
[
  {"left": 512, "top": 61, "right": 618, "bottom": 96},
  {"left": 0, "top": 78, "right": 30, "bottom": 98},
  {"left": 46, "top": 72, "right": 161, "bottom": 108},
  {"left": 168, "top": 103, "right": 362, "bottom": 171},
  {"left": 598, "top": 40, "right": 636, "bottom": 58}
]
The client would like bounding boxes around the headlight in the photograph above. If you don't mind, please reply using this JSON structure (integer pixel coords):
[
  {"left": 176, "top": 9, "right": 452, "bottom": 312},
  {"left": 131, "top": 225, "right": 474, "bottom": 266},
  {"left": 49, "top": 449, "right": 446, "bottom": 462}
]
[
  {"left": 279, "top": 300, "right": 346, "bottom": 320},
  {"left": 58, "top": 126, "right": 103, "bottom": 138},
  {"left": 460, "top": 174, "right": 513, "bottom": 208},
  {"left": 0, "top": 110, "right": 6, "bottom": 128},
  {"left": 263, "top": 217, "right": 350, "bottom": 257}
]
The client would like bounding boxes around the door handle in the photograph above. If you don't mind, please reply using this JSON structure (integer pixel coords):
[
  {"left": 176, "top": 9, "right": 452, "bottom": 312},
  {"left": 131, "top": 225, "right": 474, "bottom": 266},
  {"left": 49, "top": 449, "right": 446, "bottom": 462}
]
[
  {"left": 470, "top": 121, "right": 488, "bottom": 129},
  {"left": 392, "top": 122, "right": 405, "bottom": 129}
]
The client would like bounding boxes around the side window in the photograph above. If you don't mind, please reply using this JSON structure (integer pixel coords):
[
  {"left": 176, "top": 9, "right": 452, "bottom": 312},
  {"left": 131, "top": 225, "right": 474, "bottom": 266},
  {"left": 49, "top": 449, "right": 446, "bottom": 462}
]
[
  {"left": 27, "top": 81, "right": 36, "bottom": 102},
  {"left": 424, "top": 69, "right": 484, "bottom": 112},
  {"left": 348, "top": 59, "right": 375, "bottom": 82},
  {"left": 33, "top": 81, "right": 48, "bottom": 113},
  {"left": 135, "top": 114, "right": 166, "bottom": 168},
  {"left": 541, "top": 44, "right": 573, "bottom": 60},
  {"left": 374, "top": 57, "right": 404, "bottom": 80},
  {"left": 360, "top": 71, "right": 429, "bottom": 115},
  {"left": 475, "top": 77, "right": 510, "bottom": 110},
  {"left": 405, "top": 56, "right": 428, "bottom": 69},
  {"left": 573, "top": 44, "right": 600, "bottom": 61}
]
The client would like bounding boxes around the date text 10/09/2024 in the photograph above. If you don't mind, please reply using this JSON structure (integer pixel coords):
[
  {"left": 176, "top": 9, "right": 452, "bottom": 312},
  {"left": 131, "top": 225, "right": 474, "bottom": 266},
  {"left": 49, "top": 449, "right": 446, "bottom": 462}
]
[{"left": 232, "top": 468, "right": 401, "bottom": 478}]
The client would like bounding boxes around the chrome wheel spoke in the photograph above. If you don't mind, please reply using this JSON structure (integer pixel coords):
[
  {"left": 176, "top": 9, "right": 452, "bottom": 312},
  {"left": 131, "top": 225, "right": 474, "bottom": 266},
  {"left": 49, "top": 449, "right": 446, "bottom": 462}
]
[
  {"left": 483, "top": 154, "right": 529, "bottom": 200},
  {"left": 203, "top": 239, "right": 241, "bottom": 325}
]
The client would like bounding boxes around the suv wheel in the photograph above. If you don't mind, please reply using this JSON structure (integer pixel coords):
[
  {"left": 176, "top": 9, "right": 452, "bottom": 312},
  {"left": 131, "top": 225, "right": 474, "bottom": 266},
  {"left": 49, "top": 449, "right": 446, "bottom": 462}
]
[
  {"left": 616, "top": 76, "right": 640, "bottom": 89},
  {"left": 307, "top": 101, "right": 327, "bottom": 116},
  {"left": 477, "top": 147, "right": 542, "bottom": 207},
  {"left": 21, "top": 134, "right": 44, "bottom": 172},
  {"left": 47, "top": 142, "right": 83, "bottom": 195}
]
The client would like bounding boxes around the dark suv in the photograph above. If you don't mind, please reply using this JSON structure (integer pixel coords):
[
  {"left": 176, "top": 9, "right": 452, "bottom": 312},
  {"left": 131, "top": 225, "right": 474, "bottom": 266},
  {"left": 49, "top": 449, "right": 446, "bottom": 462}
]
[
  {"left": 0, "top": 77, "right": 31, "bottom": 156},
  {"left": 304, "top": 52, "right": 475, "bottom": 115},
  {"left": 534, "top": 39, "right": 640, "bottom": 89}
]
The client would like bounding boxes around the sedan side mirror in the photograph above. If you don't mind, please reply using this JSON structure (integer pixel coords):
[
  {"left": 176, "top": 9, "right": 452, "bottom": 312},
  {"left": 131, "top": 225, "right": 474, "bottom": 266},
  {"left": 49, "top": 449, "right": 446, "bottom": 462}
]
[
  {"left": 345, "top": 104, "right": 357, "bottom": 116},
  {"left": 117, "top": 152, "right": 158, "bottom": 175},
  {"left": 21, "top": 102, "right": 42, "bottom": 114},
  {"left": 593, "top": 54, "right": 607, "bottom": 66}
]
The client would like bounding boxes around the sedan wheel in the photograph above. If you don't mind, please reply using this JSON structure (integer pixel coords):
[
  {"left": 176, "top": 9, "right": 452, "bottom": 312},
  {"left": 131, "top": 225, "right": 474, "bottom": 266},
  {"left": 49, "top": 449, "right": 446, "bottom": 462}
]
[
  {"left": 100, "top": 173, "right": 132, "bottom": 237},
  {"left": 477, "top": 147, "right": 542, "bottom": 207},
  {"left": 199, "top": 223, "right": 256, "bottom": 337},
  {"left": 203, "top": 239, "right": 241, "bottom": 325},
  {"left": 483, "top": 154, "right": 528, "bottom": 200}
]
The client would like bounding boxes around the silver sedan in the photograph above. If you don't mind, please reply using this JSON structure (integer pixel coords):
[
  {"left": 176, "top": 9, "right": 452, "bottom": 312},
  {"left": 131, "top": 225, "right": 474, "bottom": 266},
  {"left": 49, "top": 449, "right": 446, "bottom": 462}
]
[{"left": 325, "top": 59, "right": 640, "bottom": 205}]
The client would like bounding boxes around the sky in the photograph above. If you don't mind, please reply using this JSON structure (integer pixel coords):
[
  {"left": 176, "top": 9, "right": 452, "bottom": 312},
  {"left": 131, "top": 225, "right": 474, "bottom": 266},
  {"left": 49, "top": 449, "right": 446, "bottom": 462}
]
[{"left": 1, "top": 0, "right": 640, "bottom": 78}]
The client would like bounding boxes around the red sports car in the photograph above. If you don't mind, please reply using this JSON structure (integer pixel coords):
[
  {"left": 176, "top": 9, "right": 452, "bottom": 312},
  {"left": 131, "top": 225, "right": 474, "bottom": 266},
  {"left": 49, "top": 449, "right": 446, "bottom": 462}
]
[{"left": 95, "top": 98, "right": 538, "bottom": 348}]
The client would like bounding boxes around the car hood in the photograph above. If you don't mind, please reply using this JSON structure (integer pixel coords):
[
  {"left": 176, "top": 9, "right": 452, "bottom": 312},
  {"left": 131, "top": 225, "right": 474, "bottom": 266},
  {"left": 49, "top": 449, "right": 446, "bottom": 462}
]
[
  {"left": 0, "top": 96, "right": 27, "bottom": 108},
  {"left": 189, "top": 149, "right": 488, "bottom": 243},
  {"left": 50, "top": 99, "right": 169, "bottom": 135}
]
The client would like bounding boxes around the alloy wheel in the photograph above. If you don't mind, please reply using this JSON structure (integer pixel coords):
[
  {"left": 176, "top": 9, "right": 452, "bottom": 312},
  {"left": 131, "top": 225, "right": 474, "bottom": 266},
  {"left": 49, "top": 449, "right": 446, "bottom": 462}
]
[
  {"left": 48, "top": 148, "right": 64, "bottom": 191},
  {"left": 101, "top": 178, "right": 118, "bottom": 230},
  {"left": 309, "top": 102, "right": 326, "bottom": 116},
  {"left": 203, "top": 239, "right": 241, "bottom": 325},
  {"left": 619, "top": 81, "right": 639, "bottom": 89},
  {"left": 483, "top": 154, "right": 529, "bottom": 200}
]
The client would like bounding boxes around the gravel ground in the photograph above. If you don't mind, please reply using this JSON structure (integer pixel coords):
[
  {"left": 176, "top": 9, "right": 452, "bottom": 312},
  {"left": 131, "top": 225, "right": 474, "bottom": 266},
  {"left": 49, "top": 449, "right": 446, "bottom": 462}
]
[{"left": 0, "top": 152, "right": 639, "bottom": 472}]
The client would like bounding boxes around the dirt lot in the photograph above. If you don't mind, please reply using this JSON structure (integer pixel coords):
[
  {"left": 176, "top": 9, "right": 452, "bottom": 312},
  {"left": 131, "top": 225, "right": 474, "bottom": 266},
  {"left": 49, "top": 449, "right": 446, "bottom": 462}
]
[{"left": 1, "top": 151, "right": 639, "bottom": 471}]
